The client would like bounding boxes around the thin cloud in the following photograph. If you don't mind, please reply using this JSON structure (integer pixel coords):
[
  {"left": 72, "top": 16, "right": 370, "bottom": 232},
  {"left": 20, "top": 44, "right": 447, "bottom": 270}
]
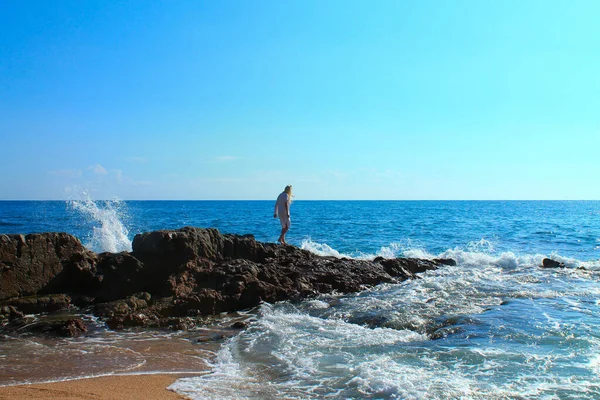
[{"left": 88, "top": 164, "right": 108, "bottom": 175}]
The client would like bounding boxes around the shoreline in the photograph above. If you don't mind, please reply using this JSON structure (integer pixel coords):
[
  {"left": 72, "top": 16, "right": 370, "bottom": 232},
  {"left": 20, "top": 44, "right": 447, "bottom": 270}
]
[{"left": 0, "top": 373, "right": 199, "bottom": 400}]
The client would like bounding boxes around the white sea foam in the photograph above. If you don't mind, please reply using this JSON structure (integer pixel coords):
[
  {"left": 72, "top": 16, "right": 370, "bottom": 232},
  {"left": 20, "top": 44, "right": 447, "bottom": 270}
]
[
  {"left": 68, "top": 194, "right": 132, "bottom": 253},
  {"left": 169, "top": 237, "right": 600, "bottom": 399},
  {"left": 299, "top": 236, "right": 597, "bottom": 274},
  {"left": 170, "top": 303, "right": 429, "bottom": 399},
  {"left": 299, "top": 238, "right": 354, "bottom": 258},
  {"left": 172, "top": 291, "right": 600, "bottom": 399},
  {"left": 300, "top": 238, "right": 434, "bottom": 260}
]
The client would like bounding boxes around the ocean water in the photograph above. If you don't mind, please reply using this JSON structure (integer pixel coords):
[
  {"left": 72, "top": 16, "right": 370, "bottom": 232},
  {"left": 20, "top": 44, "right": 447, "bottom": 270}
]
[{"left": 1, "top": 199, "right": 600, "bottom": 399}]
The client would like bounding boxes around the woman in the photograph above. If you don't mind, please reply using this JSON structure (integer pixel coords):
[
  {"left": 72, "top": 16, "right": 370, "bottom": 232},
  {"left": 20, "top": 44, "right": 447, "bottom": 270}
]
[{"left": 274, "top": 185, "right": 293, "bottom": 244}]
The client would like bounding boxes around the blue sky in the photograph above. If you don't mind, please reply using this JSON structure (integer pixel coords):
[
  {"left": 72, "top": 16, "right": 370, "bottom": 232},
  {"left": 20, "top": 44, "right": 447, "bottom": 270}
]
[{"left": 1, "top": 0, "right": 598, "bottom": 200}]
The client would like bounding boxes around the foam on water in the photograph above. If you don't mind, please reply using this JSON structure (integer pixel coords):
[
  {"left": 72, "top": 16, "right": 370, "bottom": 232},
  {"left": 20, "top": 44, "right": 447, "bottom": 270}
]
[
  {"left": 300, "top": 238, "right": 353, "bottom": 258},
  {"left": 301, "top": 237, "right": 431, "bottom": 260},
  {"left": 67, "top": 194, "right": 132, "bottom": 253},
  {"left": 299, "top": 236, "right": 597, "bottom": 272},
  {"left": 171, "top": 241, "right": 600, "bottom": 399}
]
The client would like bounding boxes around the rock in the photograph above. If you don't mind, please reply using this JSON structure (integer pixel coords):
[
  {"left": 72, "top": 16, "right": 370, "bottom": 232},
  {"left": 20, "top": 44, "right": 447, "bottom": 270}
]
[
  {"left": 174, "top": 289, "right": 228, "bottom": 315},
  {"left": 433, "top": 258, "right": 457, "bottom": 266},
  {"left": 0, "top": 294, "right": 71, "bottom": 314},
  {"left": 132, "top": 227, "right": 270, "bottom": 264},
  {"left": 1, "top": 316, "right": 88, "bottom": 337},
  {"left": 0, "top": 233, "right": 96, "bottom": 300},
  {"left": 540, "top": 258, "right": 566, "bottom": 268},
  {"left": 0, "top": 227, "right": 457, "bottom": 330},
  {"left": 94, "top": 252, "right": 147, "bottom": 301},
  {"left": 95, "top": 295, "right": 156, "bottom": 330},
  {"left": 231, "top": 321, "right": 247, "bottom": 329},
  {"left": 61, "top": 318, "right": 88, "bottom": 337},
  {"left": 0, "top": 305, "right": 24, "bottom": 323}
]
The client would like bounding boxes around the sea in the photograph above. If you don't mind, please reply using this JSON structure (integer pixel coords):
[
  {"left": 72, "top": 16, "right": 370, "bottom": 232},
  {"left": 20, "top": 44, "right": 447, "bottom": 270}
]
[{"left": 1, "top": 199, "right": 599, "bottom": 399}]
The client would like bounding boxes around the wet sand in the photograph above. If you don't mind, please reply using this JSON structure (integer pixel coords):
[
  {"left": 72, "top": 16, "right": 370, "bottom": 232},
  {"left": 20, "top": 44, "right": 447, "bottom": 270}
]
[{"left": 0, "top": 373, "right": 195, "bottom": 400}]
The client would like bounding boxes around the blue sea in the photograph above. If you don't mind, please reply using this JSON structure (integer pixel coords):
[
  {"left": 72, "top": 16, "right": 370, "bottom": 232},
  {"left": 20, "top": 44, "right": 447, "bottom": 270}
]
[{"left": 1, "top": 199, "right": 600, "bottom": 399}]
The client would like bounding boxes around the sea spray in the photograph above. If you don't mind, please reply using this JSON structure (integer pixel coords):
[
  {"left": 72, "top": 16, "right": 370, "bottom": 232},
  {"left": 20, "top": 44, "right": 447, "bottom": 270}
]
[{"left": 68, "top": 196, "right": 132, "bottom": 253}]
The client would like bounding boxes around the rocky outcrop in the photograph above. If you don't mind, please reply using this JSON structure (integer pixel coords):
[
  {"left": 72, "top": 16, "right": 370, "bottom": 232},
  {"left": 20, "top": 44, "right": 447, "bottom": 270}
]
[
  {"left": 0, "top": 233, "right": 96, "bottom": 300},
  {"left": 0, "top": 227, "right": 454, "bottom": 332}
]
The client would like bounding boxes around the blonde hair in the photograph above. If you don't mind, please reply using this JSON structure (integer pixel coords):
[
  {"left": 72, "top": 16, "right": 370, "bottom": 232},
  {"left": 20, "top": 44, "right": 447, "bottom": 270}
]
[{"left": 284, "top": 185, "right": 293, "bottom": 202}]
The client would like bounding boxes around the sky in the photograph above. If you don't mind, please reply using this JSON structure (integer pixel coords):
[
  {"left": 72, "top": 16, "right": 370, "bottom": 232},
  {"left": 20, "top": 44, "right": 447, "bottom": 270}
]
[{"left": 0, "top": 0, "right": 599, "bottom": 200}]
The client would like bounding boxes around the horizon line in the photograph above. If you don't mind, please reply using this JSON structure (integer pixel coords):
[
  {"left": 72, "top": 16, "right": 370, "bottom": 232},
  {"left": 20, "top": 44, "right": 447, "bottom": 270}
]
[{"left": 0, "top": 199, "right": 598, "bottom": 202}]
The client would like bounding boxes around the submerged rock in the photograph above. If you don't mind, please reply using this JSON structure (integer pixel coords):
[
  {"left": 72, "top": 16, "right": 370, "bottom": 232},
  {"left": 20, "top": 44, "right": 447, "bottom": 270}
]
[
  {"left": 1, "top": 315, "right": 88, "bottom": 337},
  {"left": 0, "top": 227, "right": 456, "bottom": 330},
  {"left": 540, "top": 258, "right": 566, "bottom": 269}
]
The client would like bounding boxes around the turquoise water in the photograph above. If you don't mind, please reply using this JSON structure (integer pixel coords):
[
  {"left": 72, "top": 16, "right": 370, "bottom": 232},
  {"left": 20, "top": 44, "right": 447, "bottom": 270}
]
[{"left": 1, "top": 200, "right": 600, "bottom": 398}]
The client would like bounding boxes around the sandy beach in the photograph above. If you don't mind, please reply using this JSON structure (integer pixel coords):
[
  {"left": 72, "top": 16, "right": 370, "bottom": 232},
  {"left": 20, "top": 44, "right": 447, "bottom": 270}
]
[{"left": 0, "top": 374, "right": 193, "bottom": 400}]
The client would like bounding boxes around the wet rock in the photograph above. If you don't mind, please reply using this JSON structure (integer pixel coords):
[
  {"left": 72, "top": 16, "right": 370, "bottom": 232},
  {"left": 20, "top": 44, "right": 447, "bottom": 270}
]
[
  {"left": 61, "top": 318, "right": 88, "bottom": 337},
  {"left": 231, "top": 321, "right": 247, "bottom": 329},
  {"left": 174, "top": 289, "right": 228, "bottom": 315},
  {"left": 1, "top": 315, "right": 88, "bottom": 337},
  {"left": 433, "top": 258, "right": 457, "bottom": 266},
  {"left": 347, "top": 314, "right": 391, "bottom": 329},
  {"left": 161, "top": 317, "right": 196, "bottom": 331},
  {"left": 430, "top": 326, "right": 465, "bottom": 340},
  {"left": 0, "top": 305, "right": 24, "bottom": 323},
  {"left": 540, "top": 258, "right": 566, "bottom": 268},
  {"left": 426, "top": 315, "right": 480, "bottom": 340},
  {"left": 195, "top": 333, "right": 226, "bottom": 342},
  {"left": 0, "top": 294, "right": 72, "bottom": 314},
  {"left": 95, "top": 293, "right": 150, "bottom": 317}
]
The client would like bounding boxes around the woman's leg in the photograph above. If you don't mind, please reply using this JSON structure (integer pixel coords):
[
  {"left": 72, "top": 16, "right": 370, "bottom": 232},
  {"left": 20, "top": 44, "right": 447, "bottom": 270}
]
[{"left": 280, "top": 226, "right": 289, "bottom": 244}]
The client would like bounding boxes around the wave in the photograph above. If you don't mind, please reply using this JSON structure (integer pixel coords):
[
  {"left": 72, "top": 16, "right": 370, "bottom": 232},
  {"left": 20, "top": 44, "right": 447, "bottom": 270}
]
[{"left": 300, "top": 237, "right": 600, "bottom": 271}]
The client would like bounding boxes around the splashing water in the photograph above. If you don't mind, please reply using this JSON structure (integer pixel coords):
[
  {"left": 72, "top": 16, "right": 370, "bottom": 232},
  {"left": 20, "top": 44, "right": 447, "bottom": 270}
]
[
  {"left": 68, "top": 196, "right": 132, "bottom": 253},
  {"left": 171, "top": 243, "right": 600, "bottom": 400}
]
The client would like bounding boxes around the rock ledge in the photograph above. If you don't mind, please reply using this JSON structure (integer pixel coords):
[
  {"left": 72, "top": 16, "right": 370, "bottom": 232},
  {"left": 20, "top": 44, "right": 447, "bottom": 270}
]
[{"left": 1, "top": 227, "right": 453, "bottom": 332}]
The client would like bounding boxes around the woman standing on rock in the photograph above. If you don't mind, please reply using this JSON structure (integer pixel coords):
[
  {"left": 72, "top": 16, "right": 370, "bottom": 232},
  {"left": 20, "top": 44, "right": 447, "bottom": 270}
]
[{"left": 274, "top": 185, "right": 293, "bottom": 244}]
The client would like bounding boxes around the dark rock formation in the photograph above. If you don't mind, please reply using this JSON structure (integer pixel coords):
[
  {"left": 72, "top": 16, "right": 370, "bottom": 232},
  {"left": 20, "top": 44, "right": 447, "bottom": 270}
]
[
  {"left": 0, "top": 227, "right": 455, "bottom": 332},
  {"left": 540, "top": 258, "right": 566, "bottom": 269},
  {"left": 0, "top": 233, "right": 96, "bottom": 300}
]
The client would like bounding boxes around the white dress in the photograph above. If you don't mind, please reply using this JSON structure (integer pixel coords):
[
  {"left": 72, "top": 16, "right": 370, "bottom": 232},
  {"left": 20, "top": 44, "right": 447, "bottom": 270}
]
[{"left": 275, "top": 192, "right": 291, "bottom": 228}]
